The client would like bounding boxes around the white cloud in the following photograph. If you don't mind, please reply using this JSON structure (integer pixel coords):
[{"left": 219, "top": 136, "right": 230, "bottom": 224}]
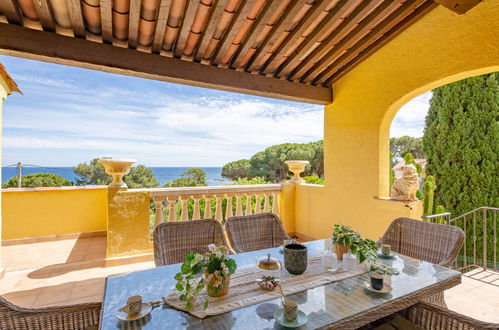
[{"left": 390, "top": 91, "right": 431, "bottom": 137}]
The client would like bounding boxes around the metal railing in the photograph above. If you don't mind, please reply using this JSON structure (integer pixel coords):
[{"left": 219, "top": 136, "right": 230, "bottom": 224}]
[{"left": 424, "top": 207, "right": 499, "bottom": 274}]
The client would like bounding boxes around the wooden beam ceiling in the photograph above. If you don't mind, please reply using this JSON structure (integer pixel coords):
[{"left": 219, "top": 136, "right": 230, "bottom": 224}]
[
  {"left": 0, "top": 23, "right": 331, "bottom": 104},
  {"left": 0, "top": 0, "right": 442, "bottom": 104}
]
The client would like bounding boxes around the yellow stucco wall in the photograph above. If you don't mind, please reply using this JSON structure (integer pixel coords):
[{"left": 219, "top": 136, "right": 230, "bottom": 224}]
[
  {"left": 294, "top": 1, "right": 499, "bottom": 241},
  {"left": 106, "top": 189, "right": 152, "bottom": 259},
  {"left": 2, "top": 187, "right": 108, "bottom": 240}
]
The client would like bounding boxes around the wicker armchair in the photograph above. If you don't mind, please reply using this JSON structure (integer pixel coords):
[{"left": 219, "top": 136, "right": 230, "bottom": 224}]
[
  {"left": 225, "top": 213, "right": 290, "bottom": 253},
  {"left": 378, "top": 217, "right": 465, "bottom": 307},
  {"left": 0, "top": 296, "right": 101, "bottom": 330},
  {"left": 153, "top": 218, "right": 229, "bottom": 266},
  {"left": 404, "top": 302, "right": 499, "bottom": 330}
]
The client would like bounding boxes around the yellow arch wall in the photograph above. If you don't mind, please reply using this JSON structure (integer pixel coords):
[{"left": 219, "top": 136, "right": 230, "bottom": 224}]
[{"left": 295, "top": 0, "right": 499, "bottom": 240}]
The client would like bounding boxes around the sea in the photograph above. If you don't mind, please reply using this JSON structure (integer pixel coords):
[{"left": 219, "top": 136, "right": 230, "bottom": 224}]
[{"left": 1, "top": 167, "right": 231, "bottom": 186}]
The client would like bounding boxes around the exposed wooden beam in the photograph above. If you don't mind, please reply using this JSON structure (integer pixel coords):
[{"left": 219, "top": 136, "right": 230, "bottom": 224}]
[
  {"left": 128, "top": 0, "right": 140, "bottom": 48},
  {"left": 0, "top": 0, "right": 22, "bottom": 25},
  {"left": 66, "top": 0, "right": 86, "bottom": 38},
  {"left": 433, "top": 0, "right": 481, "bottom": 14},
  {"left": 259, "top": 0, "right": 327, "bottom": 75},
  {"left": 151, "top": 0, "right": 171, "bottom": 53},
  {"left": 0, "top": 23, "right": 331, "bottom": 104},
  {"left": 32, "top": 0, "right": 56, "bottom": 31},
  {"left": 325, "top": 1, "right": 437, "bottom": 85},
  {"left": 242, "top": 0, "right": 299, "bottom": 72},
  {"left": 100, "top": 0, "right": 113, "bottom": 43}
]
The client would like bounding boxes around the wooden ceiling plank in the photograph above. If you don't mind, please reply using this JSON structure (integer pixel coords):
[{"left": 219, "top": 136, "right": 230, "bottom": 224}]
[
  {"left": 152, "top": 0, "right": 172, "bottom": 53},
  {"left": 245, "top": 0, "right": 312, "bottom": 73},
  {"left": 171, "top": 0, "right": 192, "bottom": 57},
  {"left": 326, "top": 1, "right": 437, "bottom": 85},
  {"left": 227, "top": 0, "right": 273, "bottom": 68},
  {"left": 32, "top": 0, "right": 56, "bottom": 31},
  {"left": 128, "top": 0, "right": 141, "bottom": 49},
  {"left": 273, "top": 0, "right": 352, "bottom": 78},
  {"left": 294, "top": 0, "right": 389, "bottom": 83},
  {"left": 174, "top": 0, "right": 197, "bottom": 58},
  {"left": 0, "top": 0, "right": 22, "bottom": 25},
  {"left": 241, "top": 0, "right": 298, "bottom": 72},
  {"left": 0, "top": 23, "right": 331, "bottom": 104},
  {"left": 191, "top": 0, "right": 219, "bottom": 60},
  {"left": 212, "top": 0, "right": 249, "bottom": 65},
  {"left": 100, "top": 0, "right": 113, "bottom": 43},
  {"left": 259, "top": 0, "right": 331, "bottom": 75},
  {"left": 66, "top": 0, "right": 86, "bottom": 38},
  {"left": 194, "top": 0, "right": 228, "bottom": 62}
]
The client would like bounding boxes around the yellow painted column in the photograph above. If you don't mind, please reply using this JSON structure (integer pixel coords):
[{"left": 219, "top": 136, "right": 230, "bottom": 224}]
[
  {"left": 294, "top": 1, "right": 499, "bottom": 241},
  {"left": 106, "top": 189, "right": 152, "bottom": 261},
  {"left": 0, "top": 65, "right": 21, "bottom": 279}
]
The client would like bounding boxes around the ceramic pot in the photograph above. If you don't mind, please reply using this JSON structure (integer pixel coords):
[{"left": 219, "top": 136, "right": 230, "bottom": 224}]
[
  {"left": 284, "top": 243, "right": 307, "bottom": 275},
  {"left": 205, "top": 273, "right": 230, "bottom": 297}
]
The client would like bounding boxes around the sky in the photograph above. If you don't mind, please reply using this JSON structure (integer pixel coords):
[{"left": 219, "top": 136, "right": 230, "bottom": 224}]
[{"left": 1, "top": 55, "right": 431, "bottom": 167}]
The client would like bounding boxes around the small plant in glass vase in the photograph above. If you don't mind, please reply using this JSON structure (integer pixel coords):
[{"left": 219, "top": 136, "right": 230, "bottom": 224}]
[
  {"left": 174, "top": 244, "right": 237, "bottom": 310},
  {"left": 331, "top": 224, "right": 359, "bottom": 260},
  {"left": 368, "top": 259, "right": 399, "bottom": 289}
]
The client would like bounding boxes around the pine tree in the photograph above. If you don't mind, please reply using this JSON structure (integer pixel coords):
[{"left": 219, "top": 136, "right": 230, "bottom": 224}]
[{"left": 423, "top": 73, "right": 498, "bottom": 216}]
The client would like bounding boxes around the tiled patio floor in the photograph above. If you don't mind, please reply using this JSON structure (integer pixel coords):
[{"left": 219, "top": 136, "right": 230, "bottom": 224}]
[{"left": 1, "top": 237, "right": 498, "bottom": 323}]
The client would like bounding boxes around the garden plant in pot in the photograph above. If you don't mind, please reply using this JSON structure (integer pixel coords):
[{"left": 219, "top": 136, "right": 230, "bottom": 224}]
[
  {"left": 368, "top": 261, "right": 399, "bottom": 291},
  {"left": 174, "top": 244, "right": 237, "bottom": 310},
  {"left": 331, "top": 224, "right": 358, "bottom": 261}
]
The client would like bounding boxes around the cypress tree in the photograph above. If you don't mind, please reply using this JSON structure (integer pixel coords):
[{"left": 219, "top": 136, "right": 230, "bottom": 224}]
[
  {"left": 423, "top": 73, "right": 498, "bottom": 216},
  {"left": 423, "top": 73, "right": 498, "bottom": 265}
]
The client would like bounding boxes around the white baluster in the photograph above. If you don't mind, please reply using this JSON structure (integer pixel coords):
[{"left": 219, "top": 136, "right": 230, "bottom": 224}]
[
  {"left": 204, "top": 196, "right": 212, "bottom": 218},
  {"left": 192, "top": 196, "right": 201, "bottom": 220},
  {"left": 167, "top": 196, "right": 177, "bottom": 222},
  {"left": 271, "top": 192, "right": 279, "bottom": 214},
  {"left": 215, "top": 195, "right": 223, "bottom": 221},
  {"left": 235, "top": 194, "right": 243, "bottom": 216},
  {"left": 245, "top": 194, "right": 253, "bottom": 215},
  {"left": 225, "top": 194, "right": 233, "bottom": 220},
  {"left": 180, "top": 196, "right": 189, "bottom": 221},
  {"left": 263, "top": 193, "right": 270, "bottom": 213},
  {"left": 254, "top": 193, "right": 262, "bottom": 214},
  {"left": 154, "top": 198, "right": 164, "bottom": 227}
]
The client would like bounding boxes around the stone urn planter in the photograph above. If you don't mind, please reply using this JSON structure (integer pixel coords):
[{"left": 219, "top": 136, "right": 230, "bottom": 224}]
[
  {"left": 285, "top": 160, "right": 310, "bottom": 183},
  {"left": 99, "top": 158, "right": 136, "bottom": 189}
]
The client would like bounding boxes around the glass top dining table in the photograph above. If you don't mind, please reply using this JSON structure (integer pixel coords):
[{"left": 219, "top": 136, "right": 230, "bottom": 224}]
[{"left": 99, "top": 239, "right": 461, "bottom": 330}]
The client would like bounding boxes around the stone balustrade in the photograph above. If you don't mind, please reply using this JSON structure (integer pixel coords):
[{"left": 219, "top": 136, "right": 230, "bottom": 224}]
[{"left": 138, "top": 184, "right": 283, "bottom": 226}]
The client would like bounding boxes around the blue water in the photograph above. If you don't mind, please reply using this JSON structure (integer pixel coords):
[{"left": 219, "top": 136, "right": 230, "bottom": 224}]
[{"left": 1, "top": 167, "right": 230, "bottom": 186}]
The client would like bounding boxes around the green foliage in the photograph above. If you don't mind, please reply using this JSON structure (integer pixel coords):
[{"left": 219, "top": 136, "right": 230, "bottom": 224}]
[
  {"left": 73, "top": 158, "right": 159, "bottom": 188},
  {"left": 389, "top": 153, "right": 396, "bottom": 189},
  {"left": 164, "top": 168, "right": 206, "bottom": 187},
  {"left": 123, "top": 165, "right": 160, "bottom": 188},
  {"left": 2, "top": 173, "right": 72, "bottom": 188},
  {"left": 73, "top": 159, "right": 110, "bottom": 185},
  {"left": 368, "top": 262, "right": 399, "bottom": 275},
  {"left": 332, "top": 224, "right": 378, "bottom": 264},
  {"left": 231, "top": 176, "right": 268, "bottom": 185},
  {"left": 303, "top": 176, "right": 324, "bottom": 185},
  {"left": 403, "top": 153, "right": 422, "bottom": 176},
  {"left": 423, "top": 176, "right": 436, "bottom": 216},
  {"left": 247, "top": 140, "right": 324, "bottom": 183},
  {"left": 423, "top": 73, "right": 498, "bottom": 217},
  {"left": 423, "top": 73, "right": 499, "bottom": 263},
  {"left": 390, "top": 136, "right": 424, "bottom": 163},
  {"left": 221, "top": 159, "right": 250, "bottom": 180}
]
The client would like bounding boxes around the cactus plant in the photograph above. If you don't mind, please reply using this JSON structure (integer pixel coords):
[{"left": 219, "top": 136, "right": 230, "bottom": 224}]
[{"left": 423, "top": 176, "right": 436, "bottom": 217}]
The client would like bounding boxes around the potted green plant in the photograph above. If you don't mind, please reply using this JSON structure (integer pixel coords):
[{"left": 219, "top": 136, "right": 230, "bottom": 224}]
[
  {"left": 174, "top": 244, "right": 237, "bottom": 310},
  {"left": 368, "top": 260, "right": 399, "bottom": 290},
  {"left": 331, "top": 224, "right": 359, "bottom": 260},
  {"left": 350, "top": 237, "right": 378, "bottom": 264}
]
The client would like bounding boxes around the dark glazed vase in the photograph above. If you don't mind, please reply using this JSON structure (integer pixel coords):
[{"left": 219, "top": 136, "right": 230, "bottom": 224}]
[{"left": 284, "top": 243, "right": 308, "bottom": 275}]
